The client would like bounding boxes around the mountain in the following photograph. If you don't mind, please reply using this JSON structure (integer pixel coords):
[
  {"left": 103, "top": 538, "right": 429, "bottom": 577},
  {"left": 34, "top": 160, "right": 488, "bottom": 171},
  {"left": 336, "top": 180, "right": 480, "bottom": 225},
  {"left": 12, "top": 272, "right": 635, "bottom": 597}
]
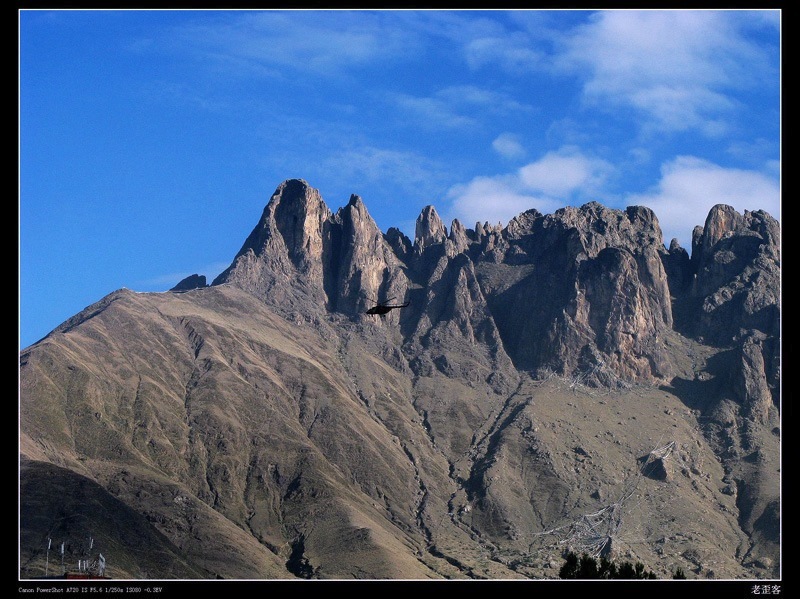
[{"left": 19, "top": 179, "right": 780, "bottom": 580}]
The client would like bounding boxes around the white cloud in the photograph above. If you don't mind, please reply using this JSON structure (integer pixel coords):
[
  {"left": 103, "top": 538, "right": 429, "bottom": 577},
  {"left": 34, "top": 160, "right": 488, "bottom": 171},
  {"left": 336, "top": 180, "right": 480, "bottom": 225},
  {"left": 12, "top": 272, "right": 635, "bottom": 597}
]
[
  {"left": 518, "top": 150, "right": 613, "bottom": 197},
  {"left": 492, "top": 133, "right": 525, "bottom": 159},
  {"left": 626, "top": 156, "right": 780, "bottom": 248},
  {"left": 446, "top": 147, "right": 615, "bottom": 227},
  {"left": 446, "top": 175, "right": 560, "bottom": 228},
  {"left": 559, "top": 10, "right": 777, "bottom": 134}
]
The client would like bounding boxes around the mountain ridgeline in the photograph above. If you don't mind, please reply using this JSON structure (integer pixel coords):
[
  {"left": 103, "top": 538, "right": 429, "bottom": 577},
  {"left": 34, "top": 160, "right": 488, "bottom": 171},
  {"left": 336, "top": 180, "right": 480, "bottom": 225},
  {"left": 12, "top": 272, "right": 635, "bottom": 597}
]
[{"left": 20, "top": 179, "right": 780, "bottom": 580}]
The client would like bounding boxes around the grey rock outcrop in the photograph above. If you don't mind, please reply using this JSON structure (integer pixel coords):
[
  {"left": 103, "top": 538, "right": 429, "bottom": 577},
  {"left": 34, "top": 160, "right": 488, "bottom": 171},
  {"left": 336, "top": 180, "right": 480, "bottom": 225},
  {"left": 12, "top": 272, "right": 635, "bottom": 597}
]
[
  {"left": 731, "top": 331, "right": 775, "bottom": 423},
  {"left": 170, "top": 274, "right": 207, "bottom": 292},
  {"left": 414, "top": 205, "right": 447, "bottom": 253},
  {"left": 469, "top": 202, "right": 675, "bottom": 385},
  {"left": 384, "top": 227, "right": 412, "bottom": 264},
  {"left": 662, "top": 239, "right": 692, "bottom": 296},
  {"left": 324, "top": 194, "right": 409, "bottom": 315},
  {"left": 688, "top": 205, "right": 780, "bottom": 344},
  {"left": 447, "top": 219, "right": 470, "bottom": 256}
]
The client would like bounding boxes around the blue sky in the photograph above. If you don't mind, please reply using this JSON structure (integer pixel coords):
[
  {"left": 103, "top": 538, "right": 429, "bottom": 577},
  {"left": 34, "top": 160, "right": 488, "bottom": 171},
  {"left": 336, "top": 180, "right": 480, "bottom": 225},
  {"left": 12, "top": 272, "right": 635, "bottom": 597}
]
[{"left": 19, "top": 9, "right": 780, "bottom": 349}]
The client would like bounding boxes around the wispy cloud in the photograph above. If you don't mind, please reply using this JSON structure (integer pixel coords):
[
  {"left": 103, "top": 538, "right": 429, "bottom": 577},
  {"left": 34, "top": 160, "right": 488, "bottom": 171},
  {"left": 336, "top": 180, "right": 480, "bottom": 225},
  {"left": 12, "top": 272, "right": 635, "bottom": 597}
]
[
  {"left": 137, "top": 80, "right": 232, "bottom": 113},
  {"left": 389, "top": 85, "right": 534, "bottom": 130},
  {"left": 726, "top": 137, "right": 779, "bottom": 168},
  {"left": 557, "top": 10, "right": 778, "bottom": 134},
  {"left": 437, "top": 84, "right": 535, "bottom": 114},
  {"left": 446, "top": 146, "right": 615, "bottom": 226},
  {"left": 626, "top": 156, "right": 780, "bottom": 248},
  {"left": 320, "top": 145, "right": 449, "bottom": 197},
  {"left": 492, "top": 133, "right": 526, "bottom": 159},
  {"left": 465, "top": 30, "right": 547, "bottom": 72},
  {"left": 392, "top": 10, "right": 507, "bottom": 48},
  {"left": 391, "top": 93, "right": 478, "bottom": 129},
  {"left": 167, "top": 10, "right": 421, "bottom": 78}
]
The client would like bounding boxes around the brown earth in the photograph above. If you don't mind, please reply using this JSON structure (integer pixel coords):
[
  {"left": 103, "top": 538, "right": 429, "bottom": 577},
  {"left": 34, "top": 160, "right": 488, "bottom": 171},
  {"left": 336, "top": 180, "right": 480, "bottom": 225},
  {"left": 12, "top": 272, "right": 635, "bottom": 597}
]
[{"left": 19, "top": 285, "right": 779, "bottom": 580}]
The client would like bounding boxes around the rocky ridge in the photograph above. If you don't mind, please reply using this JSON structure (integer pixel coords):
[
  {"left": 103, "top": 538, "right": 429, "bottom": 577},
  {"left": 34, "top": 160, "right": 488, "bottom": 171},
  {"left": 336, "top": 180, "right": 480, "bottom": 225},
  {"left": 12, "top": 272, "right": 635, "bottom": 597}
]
[{"left": 215, "top": 180, "right": 777, "bottom": 393}]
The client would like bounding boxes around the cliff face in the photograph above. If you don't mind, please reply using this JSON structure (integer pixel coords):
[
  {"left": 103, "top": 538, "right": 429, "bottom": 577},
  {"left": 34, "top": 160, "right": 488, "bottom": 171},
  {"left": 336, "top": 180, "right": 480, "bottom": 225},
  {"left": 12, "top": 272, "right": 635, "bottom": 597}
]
[
  {"left": 689, "top": 204, "right": 780, "bottom": 344},
  {"left": 471, "top": 203, "right": 675, "bottom": 385},
  {"left": 19, "top": 179, "right": 780, "bottom": 580}
]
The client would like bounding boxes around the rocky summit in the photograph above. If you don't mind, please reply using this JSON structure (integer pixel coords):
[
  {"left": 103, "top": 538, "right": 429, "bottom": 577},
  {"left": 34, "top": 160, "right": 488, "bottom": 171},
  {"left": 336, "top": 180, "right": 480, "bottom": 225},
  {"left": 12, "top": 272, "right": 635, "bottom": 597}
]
[{"left": 19, "top": 179, "right": 780, "bottom": 580}]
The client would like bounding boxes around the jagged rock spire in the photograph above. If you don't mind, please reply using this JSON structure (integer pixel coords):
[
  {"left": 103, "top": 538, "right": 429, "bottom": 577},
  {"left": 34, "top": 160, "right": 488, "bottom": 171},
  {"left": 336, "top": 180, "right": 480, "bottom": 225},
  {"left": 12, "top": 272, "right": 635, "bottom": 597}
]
[
  {"left": 211, "top": 179, "right": 332, "bottom": 309},
  {"left": 214, "top": 180, "right": 409, "bottom": 318},
  {"left": 414, "top": 205, "right": 447, "bottom": 251},
  {"left": 326, "top": 193, "right": 408, "bottom": 315},
  {"left": 447, "top": 219, "right": 470, "bottom": 255}
]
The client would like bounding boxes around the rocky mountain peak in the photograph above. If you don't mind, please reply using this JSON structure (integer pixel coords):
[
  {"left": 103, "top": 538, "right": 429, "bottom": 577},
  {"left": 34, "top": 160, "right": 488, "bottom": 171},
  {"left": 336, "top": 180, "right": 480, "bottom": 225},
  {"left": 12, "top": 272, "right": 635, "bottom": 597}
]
[
  {"left": 212, "top": 178, "right": 332, "bottom": 274},
  {"left": 268, "top": 178, "right": 331, "bottom": 271},
  {"left": 210, "top": 180, "right": 778, "bottom": 393},
  {"left": 211, "top": 179, "right": 333, "bottom": 309},
  {"left": 685, "top": 204, "right": 780, "bottom": 346},
  {"left": 701, "top": 204, "right": 743, "bottom": 251},
  {"left": 170, "top": 274, "right": 207, "bottom": 292},
  {"left": 414, "top": 205, "right": 447, "bottom": 251},
  {"left": 214, "top": 180, "right": 411, "bottom": 317},
  {"left": 447, "top": 219, "right": 470, "bottom": 255}
]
